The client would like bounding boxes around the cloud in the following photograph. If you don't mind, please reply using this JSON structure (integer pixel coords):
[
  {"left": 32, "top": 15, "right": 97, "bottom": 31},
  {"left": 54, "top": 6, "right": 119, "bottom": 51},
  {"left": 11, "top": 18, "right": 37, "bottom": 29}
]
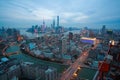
[
  {"left": 61, "top": 12, "right": 75, "bottom": 18},
  {"left": 59, "top": 12, "right": 89, "bottom": 23},
  {"left": 60, "top": 19, "right": 68, "bottom": 24},
  {"left": 0, "top": 0, "right": 57, "bottom": 21},
  {"left": 73, "top": 16, "right": 88, "bottom": 22},
  {"left": 0, "top": 0, "right": 120, "bottom": 28},
  {"left": 31, "top": 8, "right": 56, "bottom": 20}
]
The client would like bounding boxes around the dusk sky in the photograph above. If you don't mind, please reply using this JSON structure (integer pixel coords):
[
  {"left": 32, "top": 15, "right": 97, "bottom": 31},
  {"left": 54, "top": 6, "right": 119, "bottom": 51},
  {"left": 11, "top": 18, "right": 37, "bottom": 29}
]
[{"left": 0, "top": 0, "right": 120, "bottom": 29}]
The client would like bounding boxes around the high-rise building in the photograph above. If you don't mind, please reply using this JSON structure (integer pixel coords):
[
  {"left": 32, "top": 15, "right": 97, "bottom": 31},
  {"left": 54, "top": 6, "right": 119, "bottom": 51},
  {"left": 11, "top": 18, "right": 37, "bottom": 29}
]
[
  {"left": 58, "top": 38, "right": 67, "bottom": 56},
  {"left": 45, "top": 68, "right": 57, "bottom": 80},
  {"left": 51, "top": 19, "right": 55, "bottom": 33},
  {"left": 57, "top": 16, "right": 59, "bottom": 27},
  {"left": 101, "top": 25, "right": 106, "bottom": 35},
  {"left": 61, "top": 38, "right": 67, "bottom": 54},
  {"left": 41, "top": 20, "right": 46, "bottom": 33},
  {"left": 53, "top": 19, "right": 55, "bottom": 28},
  {"left": 69, "top": 32, "right": 73, "bottom": 40}
]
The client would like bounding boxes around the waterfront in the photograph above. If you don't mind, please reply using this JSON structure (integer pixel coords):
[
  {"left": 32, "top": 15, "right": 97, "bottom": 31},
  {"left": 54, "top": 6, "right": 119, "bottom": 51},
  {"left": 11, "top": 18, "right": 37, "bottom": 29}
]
[{"left": 6, "top": 45, "right": 68, "bottom": 73}]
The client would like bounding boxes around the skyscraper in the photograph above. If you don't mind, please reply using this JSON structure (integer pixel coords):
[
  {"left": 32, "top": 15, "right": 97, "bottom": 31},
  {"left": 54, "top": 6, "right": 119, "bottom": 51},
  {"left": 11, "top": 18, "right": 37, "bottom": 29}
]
[
  {"left": 42, "top": 20, "right": 46, "bottom": 33},
  {"left": 101, "top": 25, "right": 106, "bottom": 35},
  {"left": 61, "top": 38, "right": 67, "bottom": 54},
  {"left": 57, "top": 16, "right": 59, "bottom": 27},
  {"left": 53, "top": 19, "right": 55, "bottom": 28}
]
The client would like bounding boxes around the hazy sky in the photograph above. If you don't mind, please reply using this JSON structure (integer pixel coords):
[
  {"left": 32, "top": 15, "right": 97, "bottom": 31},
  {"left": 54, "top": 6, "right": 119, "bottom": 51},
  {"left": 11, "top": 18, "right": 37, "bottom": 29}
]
[{"left": 0, "top": 0, "right": 120, "bottom": 29}]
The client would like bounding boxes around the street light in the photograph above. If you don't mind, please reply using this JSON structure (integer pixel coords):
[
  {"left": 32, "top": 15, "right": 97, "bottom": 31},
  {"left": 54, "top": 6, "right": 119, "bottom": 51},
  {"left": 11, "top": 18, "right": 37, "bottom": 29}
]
[
  {"left": 73, "top": 73, "right": 77, "bottom": 77},
  {"left": 78, "top": 66, "right": 81, "bottom": 70}
]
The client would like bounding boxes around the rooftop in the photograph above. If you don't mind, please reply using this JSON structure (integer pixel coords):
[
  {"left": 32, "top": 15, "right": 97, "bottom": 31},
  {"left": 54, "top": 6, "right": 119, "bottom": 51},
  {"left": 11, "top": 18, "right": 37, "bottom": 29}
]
[
  {"left": 77, "top": 67, "right": 97, "bottom": 80},
  {"left": 9, "top": 53, "right": 68, "bottom": 73}
]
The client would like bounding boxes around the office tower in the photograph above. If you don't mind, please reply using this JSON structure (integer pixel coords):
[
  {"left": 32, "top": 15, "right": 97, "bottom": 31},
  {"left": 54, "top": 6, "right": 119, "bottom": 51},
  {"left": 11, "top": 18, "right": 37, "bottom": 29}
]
[
  {"left": 101, "top": 25, "right": 106, "bottom": 35},
  {"left": 45, "top": 68, "right": 57, "bottom": 80},
  {"left": 42, "top": 20, "right": 46, "bottom": 33},
  {"left": 61, "top": 38, "right": 67, "bottom": 54},
  {"left": 69, "top": 32, "right": 73, "bottom": 40},
  {"left": 53, "top": 19, "right": 55, "bottom": 29},
  {"left": 57, "top": 16, "right": 59, "bottom": 27}
]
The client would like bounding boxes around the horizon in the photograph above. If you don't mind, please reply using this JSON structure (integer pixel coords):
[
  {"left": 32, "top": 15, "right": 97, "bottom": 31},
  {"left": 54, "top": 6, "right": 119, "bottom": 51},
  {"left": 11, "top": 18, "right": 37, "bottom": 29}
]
[{"left": 0, "top": 0, "right": 120, "bottom": 29}]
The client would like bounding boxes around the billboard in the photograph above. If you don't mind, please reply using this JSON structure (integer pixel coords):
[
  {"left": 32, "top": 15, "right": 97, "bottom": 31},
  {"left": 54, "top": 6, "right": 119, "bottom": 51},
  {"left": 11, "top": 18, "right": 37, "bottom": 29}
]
[{"left": 81, "top": 37, "right": 96, "bottom": 45}]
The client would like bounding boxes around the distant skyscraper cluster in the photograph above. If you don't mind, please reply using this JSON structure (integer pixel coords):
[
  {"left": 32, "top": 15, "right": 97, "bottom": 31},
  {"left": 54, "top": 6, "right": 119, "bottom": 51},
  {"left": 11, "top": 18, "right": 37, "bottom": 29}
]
[
  {"left": 27, "top": 20, "right": 47, "bottom": 34},
  {"left": 0, "top": 27, "right": 20, "bottom": 41},
  {"left": 27, "top": 16, "right": 65, "bottom": 34}
]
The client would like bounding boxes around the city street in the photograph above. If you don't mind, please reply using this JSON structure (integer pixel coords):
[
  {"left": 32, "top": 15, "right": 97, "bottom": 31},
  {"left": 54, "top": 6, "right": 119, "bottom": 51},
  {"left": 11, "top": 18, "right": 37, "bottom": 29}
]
[
  {"left": 60, "top": 50, "right": 89, "bottom": 80},
  {"left": 60, "top": 41, "right": 99, "bottom": 80}
]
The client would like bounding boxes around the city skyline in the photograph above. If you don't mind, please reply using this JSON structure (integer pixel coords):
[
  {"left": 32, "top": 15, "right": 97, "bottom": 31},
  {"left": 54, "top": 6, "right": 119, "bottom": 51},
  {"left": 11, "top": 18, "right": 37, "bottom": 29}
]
[{"left": 0, "top": 0, "right": 120, "bottom": 29}]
